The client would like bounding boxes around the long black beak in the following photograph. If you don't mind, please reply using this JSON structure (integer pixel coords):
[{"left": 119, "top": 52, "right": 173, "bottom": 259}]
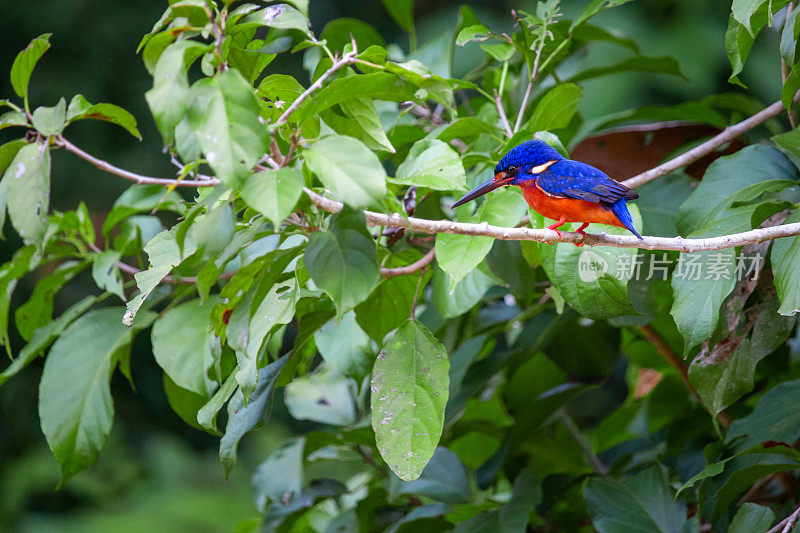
[{"left": 451, "top": 171, "right": 511, "bottom": 208}]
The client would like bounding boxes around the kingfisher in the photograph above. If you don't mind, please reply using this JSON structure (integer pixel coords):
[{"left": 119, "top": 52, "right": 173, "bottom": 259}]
[{"left": 452, "top": 140, "right": 643, "bottom": 242}]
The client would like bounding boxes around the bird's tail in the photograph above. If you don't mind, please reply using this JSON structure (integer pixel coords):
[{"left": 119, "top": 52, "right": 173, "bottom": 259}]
[{"left": 611, "top": 199, "right": 643, "bottom": 240}]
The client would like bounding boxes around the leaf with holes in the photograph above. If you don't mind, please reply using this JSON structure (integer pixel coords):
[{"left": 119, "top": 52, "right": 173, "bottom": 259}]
[{"left": 372, "top": 319, "right": 449, "bottom": 481}]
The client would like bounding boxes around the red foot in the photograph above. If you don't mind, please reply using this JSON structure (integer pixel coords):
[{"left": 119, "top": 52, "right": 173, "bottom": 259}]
[
  {"left": 574, "top": 222, "right": 589, "bottom": 247},
  {"left": 544, "top": 216, "right": 566, "bottom": 244}
]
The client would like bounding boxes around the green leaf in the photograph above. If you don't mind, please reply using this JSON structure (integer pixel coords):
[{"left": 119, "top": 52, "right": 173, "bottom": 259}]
[
  {"left": 381, "top": 0, "right": 415, "bottom": 33},
  {"left": 431, "top": 261, "right": 499, "bottom": 319},
  {"left": 372, "top": 319, "right": 450, "bottom": 481},
  {"left": 0, "top": 111, "right": 28, "bottom": 131},
  {"left": 436, "top": 188, "right": 527, "bottom": 290},
  {"left": 66, "top": 95, "right": 141, "bottom": 139},
  {"left": 772, "top": 208, "right": 800, "bottom": 315},
  {"left": 15, "top": 261, "right": 86, "bottom": 342},
  {"left": 303, "top": 135, "right": 388, "bottom": 209},
  {"left": 232, "top": 277, "right": 297, "bottom": 402},
  {"left": 731, "top": 0, "right": 790, "bottom": 35},
  {"left": 187, "top": 69, "right": 268, "bottom": 186},
  {"left": 305, "top": 208, "right": 379, "bottom": 316},
  {"left": 678, "top": 145, "right": 798, "bottom": 234},
  {"left": 252, "top": 438, "right": 304, "bottom": 504},
  {"left": 525, "top": 83, "right": 582, "bottom": 133},
  {"left": 565, "top": 55, "right": 685, "bottom": 83},
  {"left": 197, "top": 372, "right": 238, "bottom": 435},
  {"left": 220, "top": 355, "right": 289, "bottom": 478},
  {"left": 0, "top": 294, "right": 102, "bottom": 389},
  {"left": 294, "top": 72, "right": 419, "bottom": 125},
  {"left": 284, "top": 364, "right": 356, "bottom": 425},
  {"left": 670, "top": 248, "right": 736, "bottom": 354},
  {"left": 538, "top": 206, "right": 642, "bottom": 320},
  {"left": 31, "top": 98, "right": 67, "bottom": 137},
  {"left": 10, "top": 34, "right": 51, "bottom": 104},
  {"left": 689, "top": 298, "right": 795, "bottom": 417},
  {"left": 145, "top": 40, "right": 208, "bottom": 145},
  {"left": 727, "top": 378, "right": 800, "bottom": 450},
  {"left": 321, "top": 96, "right": 395, "bottom": 153},
  {"left": 91, "top": 250, "right": 125, "bottom": 301},
  {"left": 241, "top": 168, "right": 303, "bottom": 227},
  {"left": 38, "top": 308, "right": 133, "bottom": 482},
  {"left": 392, "top": 139, "right": 467, "bottom": 191},
  {"left": 152, "top": 297, "right": 217, "bottom": 395},
  {"left": 124, "top": 226, "right": 197, "bottom": 325},
  {"left": 192, "top": 202, "right": 234, "bottom": 258},
  {"left": 584, "top": 465, "right": 687, "bottom": 533},
  {"left": 728, "top": 503, "right": 775, "bottom": 533},
  {"left": 454, "top": 469, "right": 541, "bottom": 532},
  {"left": 456, "top": 24, "right": 491, "bottom": 46},
  {"left": 314, "top": 311, "right": 373, "bottom": 379},
  {"left": 725, "top": 16, "right": 755, "bottom": 86},
  {"left": 241, "top": 4, "right": 309, "bottom": 32},
  {"left": 102, "top": 184, "right": 184, "bottom": 237},
  {"left": 3, "top": 142, "right": 50, "bottom": 245}
]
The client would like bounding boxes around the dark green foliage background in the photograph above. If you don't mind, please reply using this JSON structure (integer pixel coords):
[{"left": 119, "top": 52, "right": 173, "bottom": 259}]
[{"left": 0, "top": 0, "right": 794, "bottom": 530}]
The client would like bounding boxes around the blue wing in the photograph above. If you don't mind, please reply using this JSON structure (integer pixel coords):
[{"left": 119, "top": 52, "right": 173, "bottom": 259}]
[{"left": 536, "top": 160, "right": 638, "bottom": 204}]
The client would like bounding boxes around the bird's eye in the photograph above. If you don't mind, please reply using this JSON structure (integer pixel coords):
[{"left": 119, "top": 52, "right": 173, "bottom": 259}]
[{"left": 506, "top": 165, "right": 518, "bottom": 177}]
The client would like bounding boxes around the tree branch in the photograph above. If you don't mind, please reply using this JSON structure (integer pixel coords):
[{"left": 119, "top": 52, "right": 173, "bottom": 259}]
[
  {"left": 621, "top": 95, "right": 795, "bottom": 189},
  {"left": 513, "top": 33, "right": 547, "bottom": 133},
  {"left": 380, "top": 248, "right": 435, "bottom": 278},
  {"left": 494, "top": 90, "right": 514, "bottom": 138},
  {"left": 303, "top": 187, "right": 800, "bottom": 252},
  {"left": 273, "top": 44, "right": 358, "bottom": 128},
  {"left": 55, "top": 136, "right": 220, "bottom": 187},
  {"left": 766, "top": 504, "right": 800, "bottom": 533}
]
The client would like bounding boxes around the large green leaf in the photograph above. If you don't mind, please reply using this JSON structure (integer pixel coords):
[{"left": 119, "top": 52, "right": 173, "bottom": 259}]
[
  {"left": 241, "top": 168, "right": 303, "bottom": 228},
  {"left": 731, "top": 0, "right": 790, "bottom": 34},
  {"left": 15, "top": 261, "right": 86, "bottom": 342},
  {"left": 10, "top": 34, "right": 51, "bottom": 104},
  {"left": 538, "top": 206, "right": 642, "bottom": 320},
  {"left": 303, "top": 135, "right": 387, "bottom": 209},
  {"left": 381, "top": 0, "right": 415, "bottom": 32},
  {"left": 187, "top": 69, "right": 268, "bottom": 186},
  {"left": 431, "top": 261, "right": 499, "bottom": 319},
  {"left": 31, "top": 98, "right": 67, "bottom": 137},
  {"left": 678, "top": 144, "right": 798, "bottom": 234},
  {"left": 145, "top": 40, "right": 208, "bottom": 145},
  {"left": 38, "top": 308, "right": 133, "bottom": 482},
  {"left": 726, "top": 378, "right": 800, "bottom": 450},
  {"left": 321, "top": 97, "right": 395, "bottom": 153},
  {"left": 584, "top": 465, "right": 687, "bottom": 533},
  {"left": 0, "top": 294, "right": 101, "bottom": 388},
  {"left": 295, "top": 72, "right": 418, "bottom": 125},
  {"left": 3, "top": 141, "right": 50, "bottom": 245},
  {"left": 728, "top": 503, "right": 775, "bottom": 533},
  {"left": 66, "top": 94, "right": 141, "bottom": 139},
  {"left": 670, "top": 247, "right": 736, "bottom": 354},
  {"left": 771, "top": 207, "right": 800, "bottom": 315},
  {"left": 152, "top": 297, "right": 217, "bottom": 396},
  {"left": 305, "top": 208, "right": 379, "bottom": 316},
  {"left": 372, "top": 319, "right": 450, "bottom": 481},
  {"left": 436, "top": 188, "right": 527, "bottom": 290},
  {"left": 220, "top": 355, "right": 288, "bottom": 478},
  {"left": 689, "top": 298, "right": 795, "bottom": 417},
  {"left": 392, "top": 139, "right": 467, "bottom": 191},
  {"left": 525, "top": 83, "right": 582, "bottom": 133}
]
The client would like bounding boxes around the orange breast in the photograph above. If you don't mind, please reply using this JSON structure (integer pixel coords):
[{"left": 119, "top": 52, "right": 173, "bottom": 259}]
[{"left": 520, "top": 183, "right": 624, "bottom": 227}]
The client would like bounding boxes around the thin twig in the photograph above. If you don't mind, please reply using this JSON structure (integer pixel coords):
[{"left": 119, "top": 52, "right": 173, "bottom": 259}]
[
  {"left": 621, "top": 95, "right": 798, "bottom": 188},
  {"left": 381, "top": 248, "right": 435, "bottom": 279},
  {"left": 766, "top": 504, "right": 800, "bottom": 533},
  {"left": 556, "top": 408, "right": 609, "bottom": 477},
  {"left": 494, "top": 90, "right": 514, "bottom": 138},
  {"left": 513, "top": 35, "right": 547, "bottom": 133},
  {"left": 273, "top": 43, "right": 359, "bottom": 128},
  {"left": 55, "top": 136, "right": 220, "bottom": 187},
  {"left": 409, "top": 268, "right": 426, "bottom": 320},
  {"left": 303, "top": 186, "right": 800, "bottom": 252}
]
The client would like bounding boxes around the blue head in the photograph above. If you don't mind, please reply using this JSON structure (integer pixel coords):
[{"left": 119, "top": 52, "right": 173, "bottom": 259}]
[{"left": 452, "top": 140, "right": 564, "bottom": 208}]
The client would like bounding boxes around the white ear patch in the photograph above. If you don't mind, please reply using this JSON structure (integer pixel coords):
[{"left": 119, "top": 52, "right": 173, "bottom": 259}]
[{"left": 530, "top": 159, "right": 557, "bottom": 174}]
